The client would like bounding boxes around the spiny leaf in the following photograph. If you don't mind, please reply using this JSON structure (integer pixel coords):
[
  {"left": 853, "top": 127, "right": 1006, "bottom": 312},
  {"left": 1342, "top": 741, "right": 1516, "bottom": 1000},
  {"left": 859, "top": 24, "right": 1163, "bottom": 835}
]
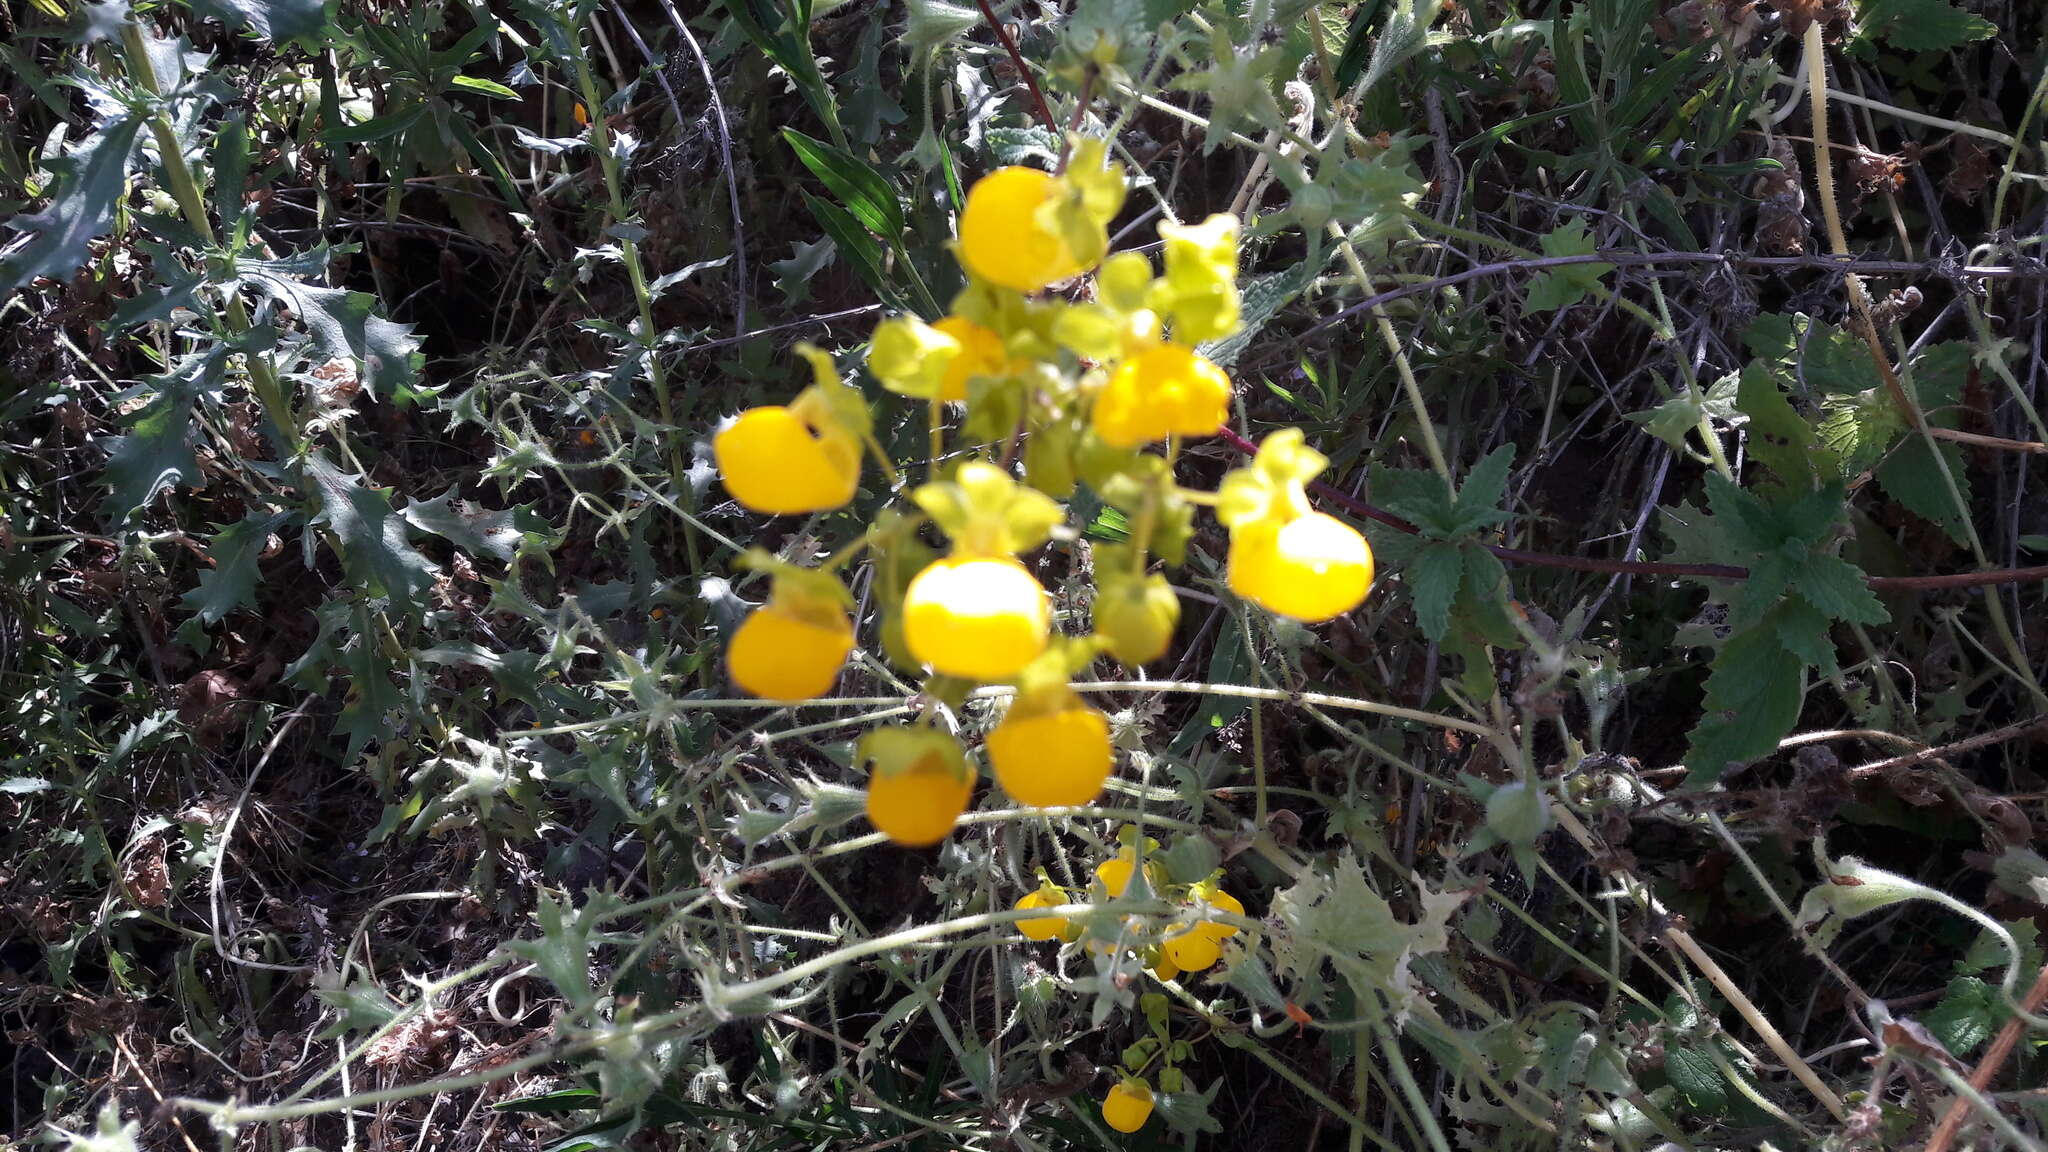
[
  {"left": 186, "top": 0, "right": 332, "bottom": 44},
  {"left": 305, "top": 454, "right": 439, "bottom": 608},
  {"left": 401, "top": 490, "right": 553, "bottom": 564},
  {"left": 0, "top": 115, "right": 144, "bottom": 298},
  {"left": 100, "top": 349, "right": 229, "bottom": 524},
  {"left": 242, "top": 262, "right": 423, "bottom": 399},
  {"left": 179, "top": 511, "right": 291, "bottom": 628}
]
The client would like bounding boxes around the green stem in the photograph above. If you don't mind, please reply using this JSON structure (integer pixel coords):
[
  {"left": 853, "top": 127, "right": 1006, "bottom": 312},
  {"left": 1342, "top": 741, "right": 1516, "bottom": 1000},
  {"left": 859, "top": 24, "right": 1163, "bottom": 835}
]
[{"left": 118, "top": 19, "right": 301, "bottom": 451}]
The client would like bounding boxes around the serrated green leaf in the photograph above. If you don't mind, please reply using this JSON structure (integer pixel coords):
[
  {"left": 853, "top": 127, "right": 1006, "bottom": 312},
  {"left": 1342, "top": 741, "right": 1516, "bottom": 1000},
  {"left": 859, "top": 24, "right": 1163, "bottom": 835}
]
[
  {"left": 1702, "top": 470, "right": 1782, "bottom": 555},
  {"left": 305, "top": 454, "right": 439, "bottom": 608},
  {"left": 1736, "top": 361, "right": 1831, "bottom": 484},
  {"left": 1770, "top": 596, "right": 1837, "bottom": 672},
  {"left": 1452, "top": 444, "right": 1517, "bottom": 529},
  {"left": 1408, "top": 542, "right": 1464, "bottom": 642},
  {"left": 1524, "top": 221, "right": 1613, "bottom": 312},
  {"left": 188, "top": 0, "right": 331, "bottom": 43},
  {"left": 179, "top": 511, "right": 291, "bottom": 627},
  {"left": 0, "top": 115, "right": 144, "bottom": 297},
  {"left": 1665, "top": 1046, "right": 1729, "bottom": 1114},
  {"left": 401, "top": 490, "right": 551, "bottom": 564},
  {"left": 1857, "top": 0, "right": 1996, "bottom": 51},
  {"left": 1455, "top": 547, "right": 1523, "bottom": 648},
  {"left": 1683, "top": 627, "right": 1805, "bottom": 785},
  {"left": 242, "top": 272, "right": 423, "bottom": 399},
  {"left": 1729, "top": 550, "right": 1794, "bottom": 629},
  {"left": 1922, "top": 976, "right": 2001, "bottom": 1056},
  {"left": 335, "top": 622, "right": 402, "bottom": 762},
  {"left": 1371, "top": 465, "right": 1457, "bottom": 536},
  {"left": 1796, "top": 553, "right": 1889, "bottom": 625},
  {"left": 1801, "top": 318, "right": 1882, "bottom": 397},
  {"left": 1876, "top": 436, "right": 1973, "bottom": 545},
  {"left": 1817, "top": 389, "right": 1904, "bottom": 476}
]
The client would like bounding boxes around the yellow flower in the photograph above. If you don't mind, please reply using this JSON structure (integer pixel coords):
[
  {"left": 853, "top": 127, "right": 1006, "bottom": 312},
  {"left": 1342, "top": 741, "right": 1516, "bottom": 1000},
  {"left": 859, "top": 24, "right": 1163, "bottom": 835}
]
[
  {"left": 901, "top": 555, "right": 1050, "bottom": 681},
  {"left": 867, "top": 314, "right": 962, "bottom": 400},
  {"left": 931, "top": 316, "right": 1011, "bottom": 402},
  {"left": 1014, "top": 880, "right": 1078, "bottom": 941},
  {"left": 958, "top": 167, "right": 1085, "bottom": 292},
  {"left": 1155, "top": 213, "right": 1242, "bottom": 343},
  {"left": 1218, "top": 429, "right": 1374, "bottom": 621},
  {"left": 1093, "top": 849, "right": 1163, "bottom": 899},
  {"left": 1227, "top": 512, "right": 1374, "bottom": 622},
  {"left": 988, "top": 696, "right": 1112, "bottom": 807},
  {"left": 1190, "top": 885, "right": 1245, "bottom": 940},
  {"left": 712, "top": 405, "right": 861, "bottom": 514},
  {"left": 1161, "top": 924, "right": 1223, "bottom": 972},
  {"left": 1101, "top": 1078, "right": 1155, "bottom": 1133},
  {"left": 862, "top": 727, "right": 973, "bottom": 847},
  {"left": 727, "top": 601, "right": 853, "bottom": 701},
  {"left": 1092, "top": 344, "right": 1231, "bottom": 448}
]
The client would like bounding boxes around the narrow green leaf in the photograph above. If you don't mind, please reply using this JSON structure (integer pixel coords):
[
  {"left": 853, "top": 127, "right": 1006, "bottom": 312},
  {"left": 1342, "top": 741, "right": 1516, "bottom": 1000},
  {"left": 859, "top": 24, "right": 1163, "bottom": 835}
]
[
  {"left": 782, "top": 128, "right": 904, "bottom": 238},
  {"left": 0, "top": 115, "right": 144, "bottom": 297}
]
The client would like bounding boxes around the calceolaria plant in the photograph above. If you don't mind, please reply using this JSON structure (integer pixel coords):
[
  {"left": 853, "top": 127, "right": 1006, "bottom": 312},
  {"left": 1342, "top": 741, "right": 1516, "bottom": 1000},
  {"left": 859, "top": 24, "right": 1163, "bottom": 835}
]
[{"left": 713, "top": 140, "right": 1375, "bottom": 844}]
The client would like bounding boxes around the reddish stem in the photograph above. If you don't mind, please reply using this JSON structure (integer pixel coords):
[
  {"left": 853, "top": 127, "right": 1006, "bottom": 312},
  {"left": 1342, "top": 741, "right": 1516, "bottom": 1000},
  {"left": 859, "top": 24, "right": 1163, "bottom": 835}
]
[{"left": 973, "top": 0, "right": 1058, "bottom": 137}]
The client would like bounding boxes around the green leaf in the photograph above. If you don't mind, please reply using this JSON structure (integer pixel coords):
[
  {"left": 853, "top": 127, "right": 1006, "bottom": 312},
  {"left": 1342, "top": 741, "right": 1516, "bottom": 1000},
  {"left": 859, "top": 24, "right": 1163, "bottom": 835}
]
[
  {"left": 1683, "top": 627, "right": 1805, "bottom": 785},
  {"left": 768, "top": 237, "right": 835, "bottom": 306},
  {"left": 188, "top": 0, "right": 332, "bottom": 43},
  {"left": 401, "top": 490, "right": 552, "bottom": 564},
  {"left": 335, "top": 623, "right": 402, "bottom": 761},
  {"left": 242, "top": 270, "right": 423, "bottom": 399},
  {"left": 448, "top": 74, "right": 519, "bottom": 99},
  {"left": 1628, "top": 374, "right": 1741, "bottom": 450},
  {"left": 1876, "top": 436, "right": 1973, "bottom": 545},
  {"left": 1817, "top": 389, "right": 1905, "bottom": 477},
  {"left": 100, "top": 349, "right": 228, "bottom": 524},
  {"left": 1921, "top": 977, "right": 2001, "bottom": 1056},
  {"left": 0, "top": 115, "right": 144, "bottom": 297},
  {"left": 781, "top": 128, "right": 904, "bottom": 238},
  {"left": 179, "top": 512, "right": 291, "bottom": 628},
  {"left": 1770, "top": 597, "right": 1837, "bottom": 672},
  {"left": 305, "top": 454, "right": 439, "bottom": 608},
  {"left": 1408, "top": 542, "right": 1465, "bottom": 642},
  {"left": 1856, "top": 0, "right": 1996, "bottom": 51},
  {"left": 1665, "top": 1046, "right": 1729, "bottom": 1114},
  {"left": 1736, "top": 362, "right": 1831, "bottom": 484},
  {"left": 1795, "top": 553, "right": 1889, "bottom": 625},
  {"left": 798, "top": 190, "right": 901, "bottom": 310},
  {"left": 1451, "top": 444, "right": 1517, "bottom": 530},
  {"left": 1370, "top": 465, "right": 1456, "bottom": 536},
  {"left": 1523, "top": 221, "right": 1613, "bottom": 312}
]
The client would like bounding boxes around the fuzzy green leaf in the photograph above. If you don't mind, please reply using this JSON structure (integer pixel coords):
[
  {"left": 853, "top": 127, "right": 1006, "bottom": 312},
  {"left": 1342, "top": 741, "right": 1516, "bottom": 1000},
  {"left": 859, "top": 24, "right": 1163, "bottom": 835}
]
[
  {"left": 1683, "top": 627, "right": 1805, "bottom": 785},
  {"left": 1795, "top": 553, "right": 1889, "bottom": 625},
  {"left": 1922, "top": 977, "right": 2001, "bottom": 1056},
  {"left": 1523, "top": 221, "right": 1613, "bottom": 312},
  {"left": 1877, "top": 436, "right": 1973, "bottom": 545},
  {"left": 1408, "top": 541, "right": 1465, "bottom": 642},
  {"left": 1857, "top": 0, "right": 1996, "bottom": 51},
  {"left": 1665, "top": 1046, "right": 1729, "bottom": 1114}
]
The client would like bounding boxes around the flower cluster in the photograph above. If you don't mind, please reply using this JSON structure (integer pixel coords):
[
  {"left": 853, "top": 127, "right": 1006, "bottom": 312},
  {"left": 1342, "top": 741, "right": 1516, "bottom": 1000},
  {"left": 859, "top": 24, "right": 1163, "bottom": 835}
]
[
  {"left": 712, "top": 139, "right": 1377, "bottom": 845},
  {"left": 1009, "top": 837, "right": 1247, "bottom": 1133}
]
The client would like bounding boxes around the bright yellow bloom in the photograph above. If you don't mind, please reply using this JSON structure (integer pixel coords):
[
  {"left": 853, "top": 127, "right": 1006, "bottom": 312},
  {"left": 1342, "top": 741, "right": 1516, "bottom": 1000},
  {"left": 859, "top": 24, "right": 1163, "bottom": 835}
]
[
  {"left": 1156, "top": 213, "right": 1242, "bottom": 343},
  {"left": 727, "top": 602, "right": 853, "bottom": 701},
  {"left": 988, "top": 699, "right": 1112, "bottom": 807},
  {"left": 958, "top": 167, "right": 1084, "bottom": 292},
  {"left": 713, "top": 406, "right": 861, "bottom": 514},
  {"left": 1191, "top": 886, "right": 1245, "bottom": 940},
  {"left": 863, "top": 727, "right": 972, "bottom": 847},
  {"left": 1092, "top": 344, "right": 1231, "bottom": 448},
  {"left": 1149, "top": 954, "right": 1182, "bottom": 982},
  {"left": 1014, "top": 881, "right": 1076, "bottom": 941},
  {"left": 1162, "top": 924, "right": 1223, "bottom": 972},
  {"left": 902, "top": 556, "right": 1050, "bottom": 680},
  {"left": 1102, "top": 1078, "right": 1155, "bottom": 1133},
  {"left": 1093, "top": 849, "right": 1163, "bottom": 899},
  {"left": 931, "top": 316, "right": 1011, "bottom": 402},
  {"left": 1218, "top": 429, "right": 1375, "bottom": 621},
  {"left": 1227, "top": 512, "right": 1374, "bottom": 622}
]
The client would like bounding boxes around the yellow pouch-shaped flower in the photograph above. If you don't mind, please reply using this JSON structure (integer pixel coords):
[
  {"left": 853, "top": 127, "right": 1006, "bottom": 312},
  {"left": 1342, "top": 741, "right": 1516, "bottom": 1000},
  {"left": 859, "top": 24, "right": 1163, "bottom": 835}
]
[
  {"left": 988, "top": 690, "right": 1112, "bottom": 807},
  {"left": 901, "top": 555, "right": 1051, "bottom": 681},
  {"left": 1092, "top": 344, "right": 1231, "bottom": 448},
  {"left": 861, "top": 726, "right": 973, "bottom": 847}
]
